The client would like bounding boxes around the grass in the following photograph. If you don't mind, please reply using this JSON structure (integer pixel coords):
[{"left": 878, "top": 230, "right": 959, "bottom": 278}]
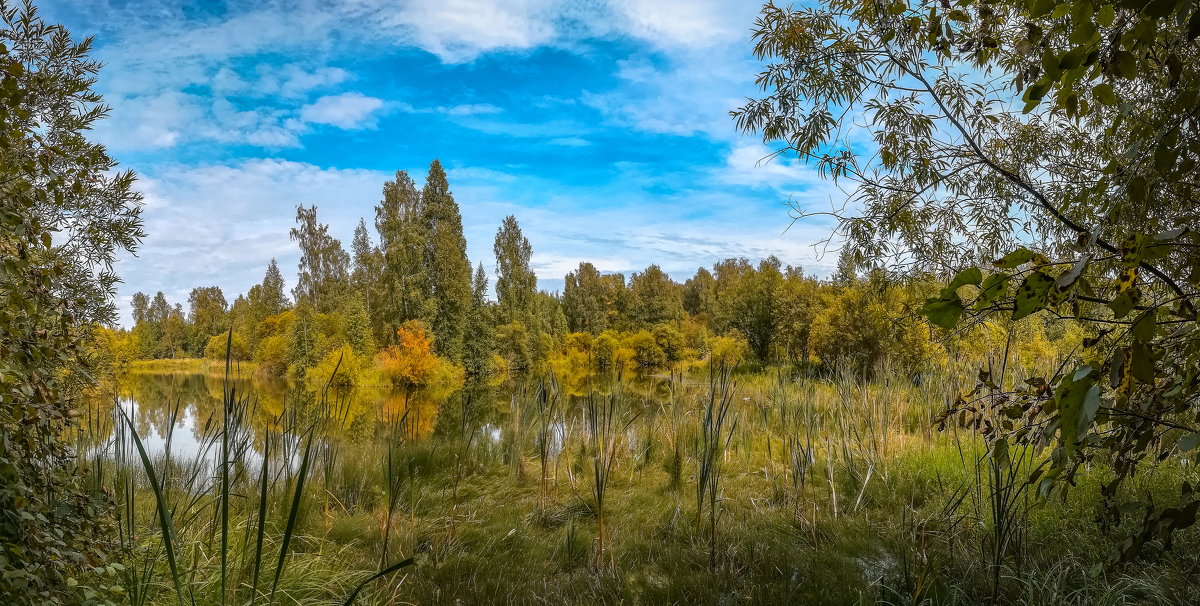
[{"left": 84, "top": 353, "right": 1200, "bottom": 605}]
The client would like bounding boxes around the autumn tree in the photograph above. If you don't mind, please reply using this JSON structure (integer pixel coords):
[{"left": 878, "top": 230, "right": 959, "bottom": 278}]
[
  {"left": 420, "top": 160, "right": 472, "bottom": 361},
  {"left": 290, "top": 204, "right": 350, "bottom": 314}
]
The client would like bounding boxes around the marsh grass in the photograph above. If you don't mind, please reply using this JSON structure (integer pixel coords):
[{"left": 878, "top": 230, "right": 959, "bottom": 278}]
[{"left": 89, "top": 342, "right": 1200, "bottom": 605}]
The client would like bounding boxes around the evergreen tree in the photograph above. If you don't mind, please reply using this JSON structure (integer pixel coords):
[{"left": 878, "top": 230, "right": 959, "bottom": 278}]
[
  {"left": 493, "top": 215, "right": 536, "bottom": 326},
  {"left": 343, "top": 295, "right": 375, "bottom": 357},
  {"left": 375, "top": 170, "right": 430, "bottom": 338},
  {"left": 420, "top": 160, "right": 472, "bottom": 361},
  {"left": 350, "top": 218, "right": 382, "bottom": 322},
  {"left": 286, "top": 301, "right": 320, "bottom": 377},
  {"left": 463, "top": 262, "right": 494, "bottom": 375},
  {"left": 290, "top": 204, "right": 350, "bottom": 314},
  {"left": 246, "top": 258, "right": 289, "bottom": 347}
]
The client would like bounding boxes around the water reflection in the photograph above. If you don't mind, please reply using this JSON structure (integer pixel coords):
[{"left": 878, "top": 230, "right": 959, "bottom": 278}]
[{"left": 94, "top": 369, "right": 679, "bottom": 462}]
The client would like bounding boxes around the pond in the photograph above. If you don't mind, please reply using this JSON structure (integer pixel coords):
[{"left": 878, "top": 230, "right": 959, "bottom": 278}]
[{"left": 90, "top": 368, "right": 690, "bottom": 466}]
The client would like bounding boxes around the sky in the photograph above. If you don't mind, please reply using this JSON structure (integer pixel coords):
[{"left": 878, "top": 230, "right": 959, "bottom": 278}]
[{"left": 40, "top": 0, "right": 848, "bottom": 327}]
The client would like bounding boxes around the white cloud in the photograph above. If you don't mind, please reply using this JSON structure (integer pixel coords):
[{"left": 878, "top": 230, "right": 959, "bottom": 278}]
[
  {"left": 548, "top": 137, "right": 590, "bottom": 147},
  {"left": 441, "top": 103, "right": 503, "bottom": 116},
  {"left": 299, "top": 92, "right": 386, "bottom": 129},
  {"left": 116, "top": 159, "right": 390, "bottom": 327}
]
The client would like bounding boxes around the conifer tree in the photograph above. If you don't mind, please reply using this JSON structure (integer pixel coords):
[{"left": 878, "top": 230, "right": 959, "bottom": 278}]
[
  {"left": 343, "top": 295, "right": 375, "bottom": 357},
  {"left": 463, "top": 262, "right": 494, "bottom": 375},
  {"left": 420, "top": 160, "right": 472, "bottom": 361},
  {"left": 375, "top": 170, "right": 430, "bottom": 339},
  {"left": 493, "top": 214, "right": 536, "bottom": 326},
  {"left": 350, "top": 218, "right": 382, "bottom": 321}
]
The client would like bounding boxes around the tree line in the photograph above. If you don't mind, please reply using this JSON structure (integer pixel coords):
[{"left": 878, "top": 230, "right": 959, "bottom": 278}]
[{"left": 111, "top": 161, "right": 1081, "bottom": 385}]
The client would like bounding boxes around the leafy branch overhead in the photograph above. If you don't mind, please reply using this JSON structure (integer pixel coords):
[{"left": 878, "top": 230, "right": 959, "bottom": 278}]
[{"left": 735, "top": 0, "right": 1200, "bottom": 560}]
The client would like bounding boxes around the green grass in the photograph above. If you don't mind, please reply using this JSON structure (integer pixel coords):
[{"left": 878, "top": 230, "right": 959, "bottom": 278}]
[{"left": 87, "top": 360, "right": 1200, "bottom": 605}]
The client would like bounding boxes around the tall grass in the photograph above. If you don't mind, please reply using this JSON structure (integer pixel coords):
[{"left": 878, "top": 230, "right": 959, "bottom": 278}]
[{"left": 696, "top": 361, "right": 736, "bottom": 568}]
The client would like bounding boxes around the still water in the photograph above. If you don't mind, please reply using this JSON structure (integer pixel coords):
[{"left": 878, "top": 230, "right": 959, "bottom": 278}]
[{"left": 93, "top": 369, "right": 682, "bottom": 465}]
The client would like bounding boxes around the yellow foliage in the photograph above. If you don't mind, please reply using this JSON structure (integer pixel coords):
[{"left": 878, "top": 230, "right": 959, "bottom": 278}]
[{"left": 376, "top": 320, "right": 462, "bottom": 387}]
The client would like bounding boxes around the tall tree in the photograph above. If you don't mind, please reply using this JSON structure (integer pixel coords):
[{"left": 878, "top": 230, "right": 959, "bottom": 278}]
[
  {"left": 463, "top": 262, "right": 495, "bottom": 375},
  {"left": 290, "top": 204, "right": 350, "bottom": 314},
  {"left": 493, "top": 215, "right": 536, "bottom": 326},
  {"left": 375, "top": 170, "right": 430, "bottom": 337},
  {"left": 186, "top": 285, "right": 228, "bottom": 355},
  {"left": 629, "top": 264, "right": 683, "bottom": 326},
  {"left": 420, "top": 160, "right": 472, "bottom": 361},
  {"left": 735, "top": 0, "right": 1200, "bottom": 551},
  {"left": 563, "top": 262, "right": 626, "bottom": 333},
  {"left": 711, "top": 257, "right": 783, "bottom": 362},
  {"left": 0, "top": 7, "right": 144, "bottom": 595},
  {"left": 246, "top": 258, "right": 289, "bottom": 347},
  {"left": 350, "top": 218, "right": 382, "bottom": 320},
  {"left": 682, "top": 267, "right": 715, "bottom": 318}
]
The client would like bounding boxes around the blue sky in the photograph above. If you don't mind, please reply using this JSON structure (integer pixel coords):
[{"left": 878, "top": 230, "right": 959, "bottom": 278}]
[{"left": 41, "top": 0, "right": 846, "bottom": 327}]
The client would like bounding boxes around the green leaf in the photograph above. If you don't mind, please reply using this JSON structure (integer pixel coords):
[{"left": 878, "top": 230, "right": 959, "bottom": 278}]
[
  {"left": 922, "top": 296, "right": 964, "bottom": 330},
  {"left": 1129, "top": 342, "right": 1156, "bottom": 383},
  {"left": 993, "top": 248, "right": 1036, "bottom": 268},
  {"left": 1057, "top": 369, "right": 1097, "bottom": 455},
  {"left": 942, "top": 266, "right": 983, "bottom": 297},
  {"left": 1109, "top": 288, "right": 1139, "bottom": 319},
  {"left": 1012, "top": 271, "right": 1054, "bottom": 320},
  {"left": 1030, "top": 0, "right": 1056, "bottom": 18},
  {"left": 1180, "top": 433, "right": 1200, "bottom": 452},
  {"left": 977, "top": 272, "right": 1009, "bottom": 309},
  {"left": 1093, "top": 83, "right": 1117, "bottom": 106},
  {"left": 1114, "top": 50, "right": 1137, "bottom": 78},
  {"left": 1132, "top": 308, "right": 1156, "bottom": 342}
]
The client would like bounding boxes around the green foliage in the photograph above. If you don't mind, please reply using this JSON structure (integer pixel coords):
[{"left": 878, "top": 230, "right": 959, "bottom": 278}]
[
  {"left": 187, "top": 285, "right": 228, "bottom": 355},
  {"left": 291, "top": 205, "right": 351, "bottom": 315},
  {"left": 286, "top": 303, "right": 322, "bottom": 378},
  {"left": 0, "top": 3, "right": 143, "bottom": 602},
  {"left": 493, "top": 215, "right": 536, "bottom": 327},
  {"left": 342, "top": 296, "right": 375, "bottom": 357},
  {"left": 462, "top": 263, "right": 494, "bottom": 376},
  {"left": 374, "top": 170, "right": 430, "bottom": 335},
  {"left": 421, "top": 160, "right": 472, "bottom": 362},
  {"left": 737, "top": 0, "right": 1200, "bottom": 554},
  {"left": 204, "top": 332, "right": 249, "bottom": 362}
]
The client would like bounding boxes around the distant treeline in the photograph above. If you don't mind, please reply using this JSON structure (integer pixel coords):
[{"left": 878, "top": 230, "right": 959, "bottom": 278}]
[{"left": 101, "top": 160, "right": 1082, "bottom": 384}]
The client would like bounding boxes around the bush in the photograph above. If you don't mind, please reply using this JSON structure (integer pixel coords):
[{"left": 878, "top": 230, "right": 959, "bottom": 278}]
[
  {"left": 203, "top": 332, "right": 250, "bottom": 362},
  {"left": 624, "top": 330, "right": 666, "bottom": 367},
  {"left": 707, "top": 331, "right": 748, "bottom": 367}
]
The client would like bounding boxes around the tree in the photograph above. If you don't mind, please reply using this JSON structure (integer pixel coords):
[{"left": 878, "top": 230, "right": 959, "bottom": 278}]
[
  {"left": 246, "top": 258, "right": 289, "bottom": 348},
  {"left": 350, "top": 218, "right": 382, "bottom": 322},
  {"left": 563, "top": 262, "right": 628, "bottom": 333},
  {"left": 710, "top": 257, "right": 782, "bottom": 362},
  {"left": 683, "top": 267, "right": 715, "bottom": 318},
  {"left": 375, "top": 170, "right": 430, "bottom": 336},
  {"left": 629, "top": 264, "right": 684, "bottom": 326},
  {"left": 463, "top": 262, "right": 495, "bottom": 375},
  {"left": 0, "top": 4, "right": 143, "bottom": 601},
  {"left": 493, "top": 215, "right": 536, "bottom": 326},
  {"left": 343, "top": 294, "right": 375, "bottom": 357},
  {"left": 187, "top": 285, "right": 228, "bottom": 355},
  {"left": 420, "top": 160, "right": 472, "bottom": 361},
  {"left": 290, "top": 204, "right": 350, "bottom": 314},
  {"left": 285, "top": 301, "right": 321, "bottom": 378},
  {"left": 735, "top": 0, "right": 1200, "bottom": 553}
]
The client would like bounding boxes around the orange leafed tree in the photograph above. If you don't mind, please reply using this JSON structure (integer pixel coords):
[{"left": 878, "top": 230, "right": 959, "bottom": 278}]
[{"left": 376, "top": 320, "right": 441, "bottom": 386}]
